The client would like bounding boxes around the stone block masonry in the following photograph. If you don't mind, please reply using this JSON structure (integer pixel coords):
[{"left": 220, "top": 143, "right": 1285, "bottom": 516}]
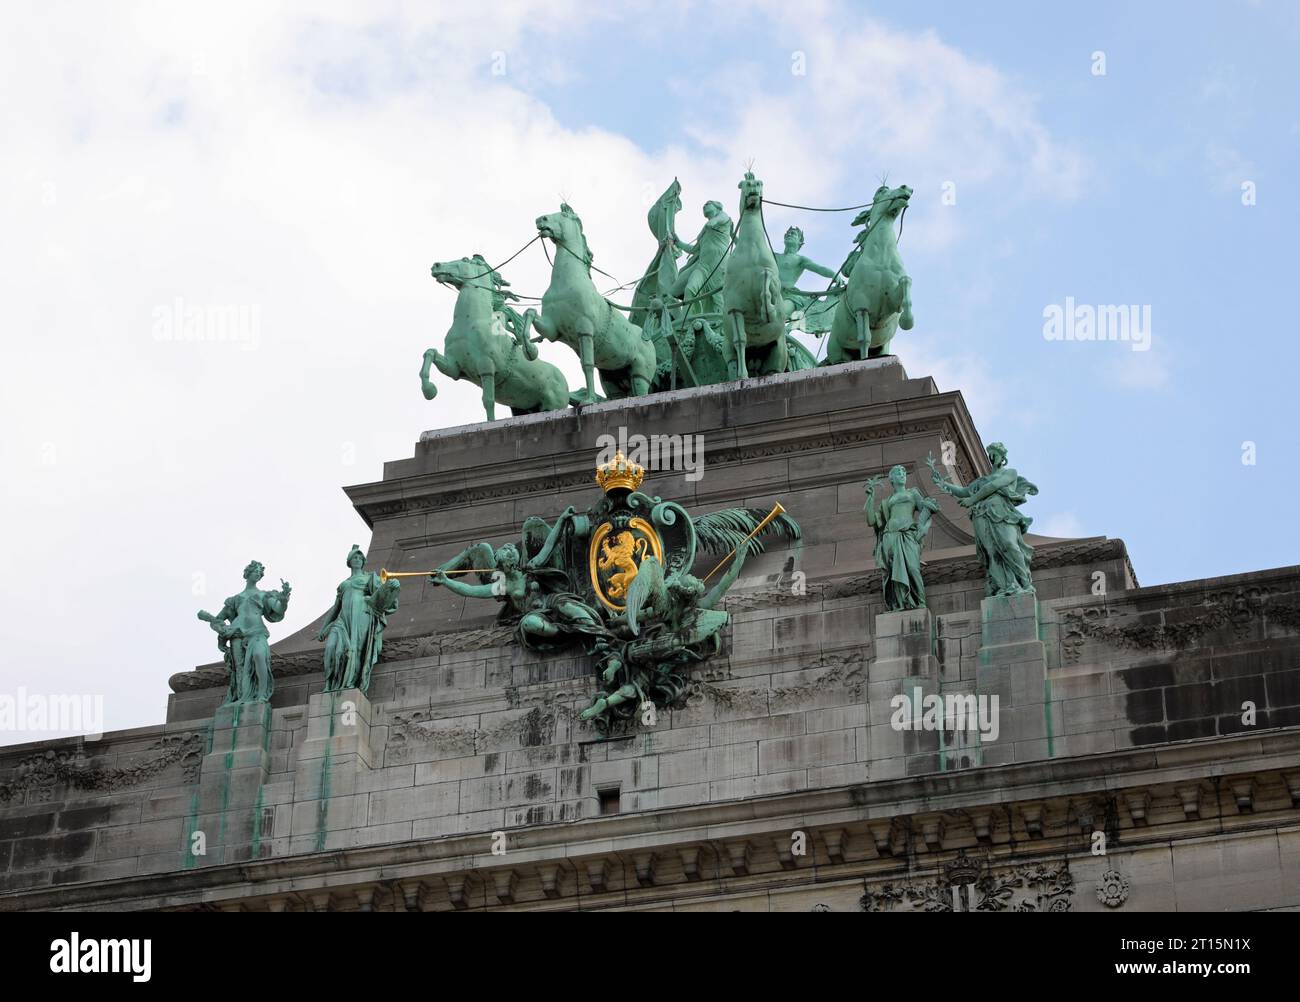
[{"left": 2, "top": 360, "right": 1297, "bottom": 911}]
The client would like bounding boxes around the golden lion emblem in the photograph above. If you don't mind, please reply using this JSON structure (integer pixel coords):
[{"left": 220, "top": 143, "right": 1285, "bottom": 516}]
[{"left": 598, "top": 531, "right": 648, "bottom": 599}]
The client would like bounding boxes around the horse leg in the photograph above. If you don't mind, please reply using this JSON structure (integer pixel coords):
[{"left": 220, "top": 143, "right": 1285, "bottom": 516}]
[
  {"left": 855, "top": 309, "right": 871, "bottom": 361},
  {"left": 869, "top": 317, "right": 899, "bottom": 358},
  {"left": 419, "top": 349, "right": 438, "bottom": 400},
  {"left": 824, "top": 311, "right": 848, "bottom": 365},
  {"left": 631, "top": 341, "right": 655, "bottom": 397},
  {"left": 718, "top": 320, "right": 738, "bottom": 380},
  {"left": 478, "top": 365, "right": 497, "bottom": 421},
  {"left": 763, "top": 334, "right": 788, "bottom": 375},
  {"left": 575, "top": 318, "right": 599, "bottom": 404},
  {"left": 898, "top": 276, "right": 914, "bottom": 331},
  {"left": 421, "top": 347, "right": 460, "bottom": 400},
  {"left": 726, "top": 310, "right": 749, "bottom": 380}
]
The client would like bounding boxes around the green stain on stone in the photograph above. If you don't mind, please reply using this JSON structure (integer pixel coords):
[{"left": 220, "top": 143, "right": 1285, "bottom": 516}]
[
  {"left": 182, "top": 720, "right": 213, "bottom": 869},
  {"left": 250, "top": 784, "right": 266, "bottom": 860},
  {"left": 1043, "top": 676, "right": 1055, "bottom": 758},
  {"left": 217, "top": 702, "right": 242, "bottom": 854},
  {"left": 314, "top": 693, "right": 337, "bottom": 853}
]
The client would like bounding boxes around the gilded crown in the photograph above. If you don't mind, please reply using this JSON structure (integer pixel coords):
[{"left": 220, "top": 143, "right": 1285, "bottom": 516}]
[{"left": 595, "top": 451, "right": 645, "bottom": 493}]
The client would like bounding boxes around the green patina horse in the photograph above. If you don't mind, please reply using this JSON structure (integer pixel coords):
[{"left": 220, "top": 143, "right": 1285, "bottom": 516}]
[
  {"left": 519, "top": 205, "right": 658, "bottom": 403},
  {"left": 826, "top": 183, "right": 913, "bottom": 362},
  {"left": 422, "top": 256, "right": 572, "bottom": 421},
  {"left": 721, "top": 172, "right": 789, "bottom": 380}
]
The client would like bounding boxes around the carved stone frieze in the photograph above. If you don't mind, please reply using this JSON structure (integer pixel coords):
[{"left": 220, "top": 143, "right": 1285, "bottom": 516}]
[
  {"left": 1059, "top": 585, "right": 1300, "bottom": 663},
  {"left": 859, "top": 858, "right": 1074, "bottom": 913},
  {"left": 0, "top": 733, "right": 203, "bottom": 804}
]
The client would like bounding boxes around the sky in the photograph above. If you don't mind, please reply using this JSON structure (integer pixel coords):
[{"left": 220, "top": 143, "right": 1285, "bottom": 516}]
[{"left": 1, "top": 0, "right": 1297, "bottom": 741}]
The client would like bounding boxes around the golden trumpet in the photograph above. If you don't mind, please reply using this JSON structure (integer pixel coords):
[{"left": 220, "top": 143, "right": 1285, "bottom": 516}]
[
  {"left": 701, "top": 501, "right": 786, "bottom": 583},
  {"left": 379, "top": 568, "right": 496, "bottom": 583}
]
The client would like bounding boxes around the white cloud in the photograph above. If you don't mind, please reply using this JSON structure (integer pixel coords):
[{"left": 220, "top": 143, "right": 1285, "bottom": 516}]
[
  {"left": 1035, "top": 511, "right": 1087, "bottom": 540},
  {"left": 896, "top": 336, "right": 1007, "bottom": 427},
  {"left": 1107, "top": 345, "right": 1172, "bottom": 390}
]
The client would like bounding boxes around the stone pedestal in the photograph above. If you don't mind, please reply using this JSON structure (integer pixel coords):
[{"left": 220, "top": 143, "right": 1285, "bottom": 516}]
[
  {"left": 189, "top": 700, "right": 274, "bottom": 866},
  {"left": 866, "top": 608, "right": 942, "bottom": 781},
  {"left": 288, "top": 689, "right": 375, "bottom": 853},
  {"left": 976, "top": 592, "right": 1059, "bottom": 760},
  {"left": 197, "top": 701, "right": 272, "bottom": 812}
]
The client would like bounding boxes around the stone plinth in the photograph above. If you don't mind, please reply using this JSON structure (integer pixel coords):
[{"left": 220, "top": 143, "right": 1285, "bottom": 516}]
[
  {"left": 190, "top": 700, "right": 274, "bottom": 867},
  {"left": 976, "top": 592, "right": 1059, "bottom": 760},
  {"left": 289, "top": 690, "right": 375, "bottom": 853},
  {"left": 197, "top": 701, "right": 272, "bottom": 809},
  {"left": 867, "top": 607, "right": 941, "bottom": 781}
]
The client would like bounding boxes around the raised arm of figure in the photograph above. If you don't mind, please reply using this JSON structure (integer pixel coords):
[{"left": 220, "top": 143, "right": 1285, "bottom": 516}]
[
  {"left": 429, "top": 569, "right": 499, "bottom": 600},
  {"left": 925, "top": 452, "right": 971, "bottom": 498},
  {"left": 802, "top": 256, "right": 838, "bottom": 281},
  {"left": 863, "top": 475, "right": 884, "bottom": 529},
  {"left": 263, "top": 581, "right": 291, "bottom": 622},
  {"left": 961, "top": 468, "right": 1017, "bottom": 507},
  {"left": 526, "top": 507, "right": 577, "bottom": 569}
]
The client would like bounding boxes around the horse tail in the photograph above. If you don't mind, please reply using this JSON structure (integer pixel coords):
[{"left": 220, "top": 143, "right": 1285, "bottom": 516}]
[{"left": 762, "top": 269, "right": 781, "bottom": 324}]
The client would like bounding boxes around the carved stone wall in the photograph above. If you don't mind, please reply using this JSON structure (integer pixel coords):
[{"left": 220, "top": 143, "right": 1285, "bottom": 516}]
[{"left": 1, "top": 361, "right": 1296, "bottom": 911}]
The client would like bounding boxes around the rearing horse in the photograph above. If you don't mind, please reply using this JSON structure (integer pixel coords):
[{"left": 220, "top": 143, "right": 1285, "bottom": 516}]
[
  {"left": 722, "top": 172, "right": 788, "bottom": 380},
  {"left": 518, "top": 205, "right": 657, "bottom": 403},
  {"left": 421, "top": 256, "right": 571, "bottom": 421},
  {"left": 826, "top": 183, "right": 913, "bottom": 362}
]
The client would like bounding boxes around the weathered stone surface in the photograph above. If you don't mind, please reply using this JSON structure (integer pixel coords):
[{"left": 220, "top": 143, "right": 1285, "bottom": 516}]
[{"left": 3, "top": 362, "right": 1298, "bottom": 911}]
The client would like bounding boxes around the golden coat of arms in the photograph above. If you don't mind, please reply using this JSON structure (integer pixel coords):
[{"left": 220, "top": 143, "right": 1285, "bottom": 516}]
[{"left": 589, "top": 517, "right": 664, "bottom": 611}]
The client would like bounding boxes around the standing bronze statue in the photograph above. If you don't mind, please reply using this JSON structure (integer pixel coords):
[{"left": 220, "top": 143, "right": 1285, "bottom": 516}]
[
  {"left": 864, "top": 465, "right": 940, "bottom": 610},
  {"left": 928, "top": 443, "right": 1038, "bottom": 597},
  {"left": 197, "top": 560, "right": 292, "bottom": 704},
  {"left": 318, "top": 545, "right": 401, "bottom": 694}
]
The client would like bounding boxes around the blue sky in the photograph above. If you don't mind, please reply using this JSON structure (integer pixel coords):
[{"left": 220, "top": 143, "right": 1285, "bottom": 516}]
[{"left": 2, "top": 0, "right": 1297, "bottom": 737}]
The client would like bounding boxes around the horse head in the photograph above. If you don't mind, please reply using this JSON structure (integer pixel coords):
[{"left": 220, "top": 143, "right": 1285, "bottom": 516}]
[
  {"left": 737, "top": 171, "right": 765, "bottom": 213},
  {"left": 536, "top": 205, "right": 590, "bottom": 262},
  {"left": 430, "top": 256, "right": 498, "bottom": 290},
  {"left": 859, "top": 183, "right": 912, "bottom": 231}
]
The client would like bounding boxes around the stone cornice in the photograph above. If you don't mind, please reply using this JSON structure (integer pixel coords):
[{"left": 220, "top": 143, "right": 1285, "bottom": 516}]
[{"left": 344, "top": 366, "right": 991, "bottom": 530}]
